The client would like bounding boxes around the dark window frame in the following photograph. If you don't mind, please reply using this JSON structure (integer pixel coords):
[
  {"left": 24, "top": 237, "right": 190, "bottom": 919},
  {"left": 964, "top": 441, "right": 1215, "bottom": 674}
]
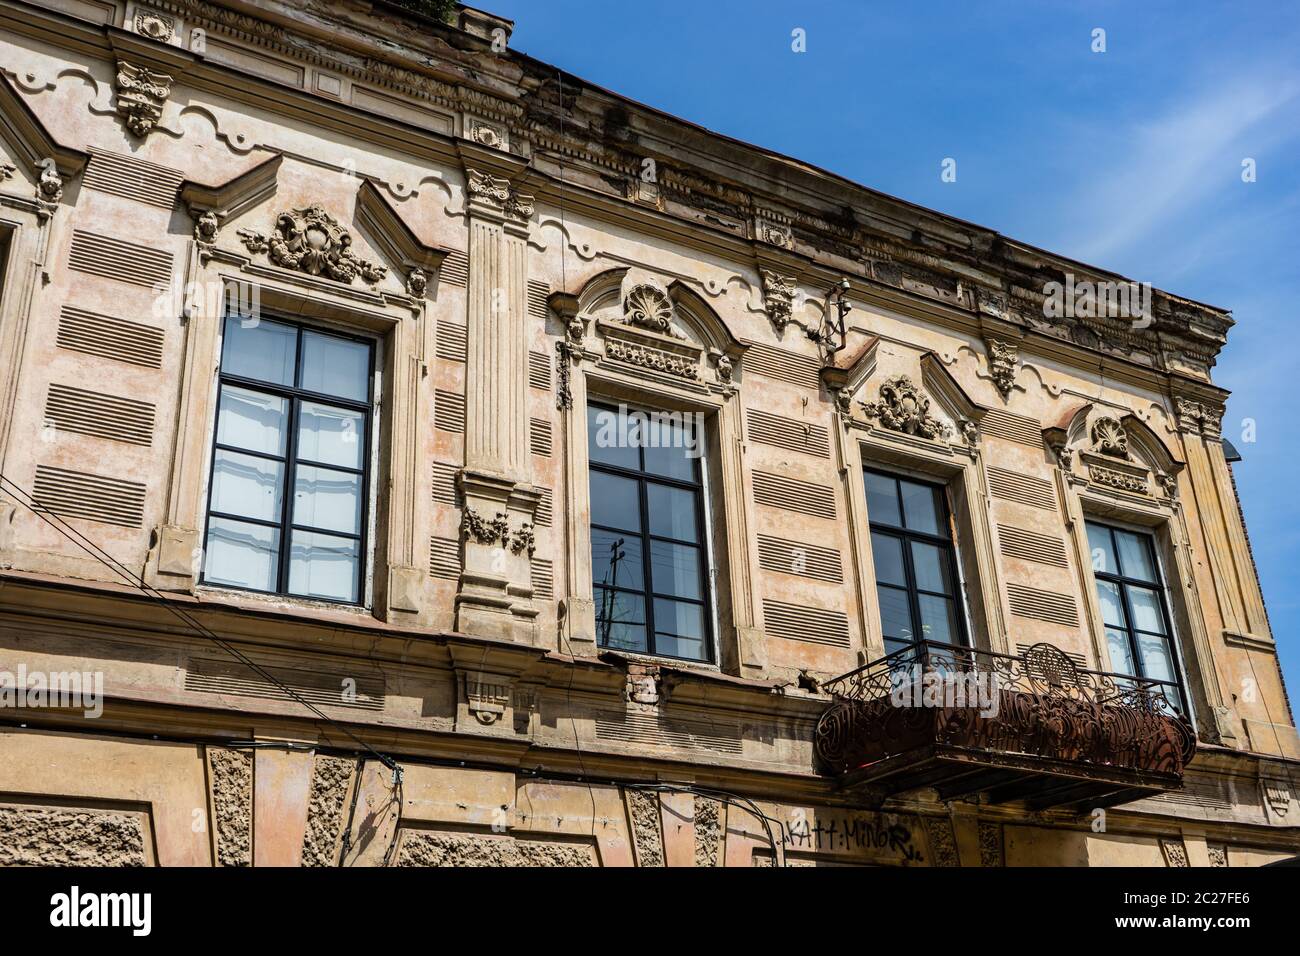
[
  {"left": 587, "top": 401, "right": 714, "bottom": 663},
  {"left": 0, "top": 227, "right": 12, "bottom": 314},
  {"left": 865, "top": 467, "right": 968, "bottom": 654},
  {"left": 1086, "top": 520, "right": 1186, "bottom": 712},
  {"left": 201, "top": 312, "right": 376, "bottom": 606}
]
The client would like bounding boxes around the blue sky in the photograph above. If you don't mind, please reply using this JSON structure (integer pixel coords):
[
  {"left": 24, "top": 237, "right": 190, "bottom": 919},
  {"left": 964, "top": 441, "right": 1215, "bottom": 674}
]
[{"left": 490, "top": 0, "right": 1300, "bottom": 694}]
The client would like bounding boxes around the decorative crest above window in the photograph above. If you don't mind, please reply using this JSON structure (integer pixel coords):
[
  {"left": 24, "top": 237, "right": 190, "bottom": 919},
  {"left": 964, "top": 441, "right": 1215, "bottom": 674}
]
[
  {"left": 862, "top": 375, "right": 950, "bottom": 440},
  {"left": 238, "top": 205, "right": 387, "bottom": 285},
  {"left": 1090, "top": 416, "right": 1130, "bottom": 459},
  {"left": 623, "top": 282, "right": 684, "bottom": 339}
]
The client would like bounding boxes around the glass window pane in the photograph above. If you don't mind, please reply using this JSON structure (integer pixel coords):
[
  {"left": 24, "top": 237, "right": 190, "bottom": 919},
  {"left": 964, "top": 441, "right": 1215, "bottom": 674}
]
[
  {"left": 870, "top": 533, "right": 906, "bottom": 586},
  {"left": 884, "top": 636, "right": 913, "bottom": 658},
  {"left": 587, "top": 405, "right": 640, "bottom": 469},
  {"left": 1116, "top": 530, "right": 1157, "bottom": 582},
  {"left": 918, "top": 594, "right": 957, "bottom": 644},
  {"left": 647, "top": 483, "right": 698, "bottom": 541},
  {"left": 1087, "top": 522, "right": 1116, "bottom": 575},
  {"left": 595, "top": 588, "right": 646, "bottom": 652},
  {"left": 210, "top": 449, "right": 283, "bottom": 523},
  {"left": 204, "top": 517, "right": 279, "bottom": 591},
  {"left": 1106, "top": 628, "right": 1136, "bottom": 675},
  {"left": 298, "top": 402, "right": 365, "bottom": 470},
  {"left": 222, "top": 315, "right": 295, "bottom": 386},
  {"left": 650, "top": 540, "right": 702, "bottom": 601},
  {"left": 289, "top": 530, "right": 359, "bottom": 602},
  {"left": 911, "top": 541, "right": 952, "bottom": 594},
  {"left": 1160, "top": 687, "right": 1185, "bottom": 717},
  {"left": 653, "top": 598, "right": 706, "bottom": 661},
  {"left": 589, "top": 471, "right": 641, "bottom": 533},
  {"left": 590, "top": 528, "right": 644, "bottom": 591},
  {"left": 292, "top": 465, "right": 361, "bottom": 535},
  {"left": 644, "top": 481, "right": 696, "bottom": 541},
  {"left": 1094, "top": 580, "right": 1127, "bottom": 628},
  {"left": 877, "top": 585, "right": 914, "bottom": 643},
  {"left": 300, "top": 331, "right": 369, "bottom": 402},
  {"left": 599, "top": 621, "right": 647, "bottom": 653},
  {"left": 1128, "top": 586, "right": 1167, "bottom": 634},
  {"left": 643, "top": 416, "right": 699, "bottom": 481},
  {"left": 900, "top": 480, "right": 940, "bottom": 534},
  {"left": 217, "top": 386, "right": 287, "bottom": 456},
  {"left": 1138, "top": 634, "right": 1177, "bottom": 684},
  {"left": 865, "top": 471, "right": 901, "bottom": 527}
]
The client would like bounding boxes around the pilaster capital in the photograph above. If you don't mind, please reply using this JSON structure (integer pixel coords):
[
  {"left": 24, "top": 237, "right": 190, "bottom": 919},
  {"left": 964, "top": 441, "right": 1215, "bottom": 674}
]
[
  {"left": 1174, "top": 395, "right": 1225, "bottom": 439},
  {"left": 464, "top": 166, "right": 534, "bottom": 227}
]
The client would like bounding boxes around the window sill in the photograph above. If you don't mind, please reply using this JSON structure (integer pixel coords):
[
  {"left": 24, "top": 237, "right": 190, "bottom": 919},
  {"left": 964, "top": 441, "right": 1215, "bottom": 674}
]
[
  {"left": 195, "top": 584, "right": 374, "bottom": 621},
  {"left": 597, "top": 648, "right": 721, "bottom": 674}
]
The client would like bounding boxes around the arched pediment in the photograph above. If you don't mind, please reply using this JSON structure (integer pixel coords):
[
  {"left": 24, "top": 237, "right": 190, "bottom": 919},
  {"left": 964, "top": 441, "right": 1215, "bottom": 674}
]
[
  {"left": 571, "top": 267, "right": 739, "bottom": 350},
  {"left": 1045, "top": 401, "right": 1182, "bottom": 499},
  {"left": 573, "top": 266, "right": 625, "bottom": 316},
  {"left": 665, "top": 279, "right": 744, "bottom": 355},
  {"left": 571, "top": 267, "right": 742, "bottom": 391},
  {"left": 1115, "top": 412, "right": 1183, "bottom": 472}
]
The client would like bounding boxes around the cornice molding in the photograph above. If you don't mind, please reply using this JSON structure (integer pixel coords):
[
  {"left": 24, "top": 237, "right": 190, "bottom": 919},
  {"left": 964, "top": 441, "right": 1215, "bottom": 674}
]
[
  {"left": 0, "top": 0, "right": 1235, "bottom": 387},
  {"left": 180, "top": 152, "right": 282, "bottom": 255}
]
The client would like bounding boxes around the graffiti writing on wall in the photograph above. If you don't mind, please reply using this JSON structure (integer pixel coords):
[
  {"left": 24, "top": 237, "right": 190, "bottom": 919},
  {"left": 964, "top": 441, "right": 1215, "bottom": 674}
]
[{"left": 783, "top": 812, "right": 921, "bottom": 862}]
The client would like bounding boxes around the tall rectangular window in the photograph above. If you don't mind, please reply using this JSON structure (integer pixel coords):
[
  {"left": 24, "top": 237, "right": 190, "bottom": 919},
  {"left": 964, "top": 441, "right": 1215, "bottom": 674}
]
[
  {"left": 587, "top": 403, "right": 712, "bottom": 662},
  {"left": 202, "top": 312, "right": 374, "bottom": 604},
  {"left": 865, "top": 469, "right": 966, "bottom": 657},
  {"left": 1086, "top": 521, "right": 1184, "bottom": 713}
]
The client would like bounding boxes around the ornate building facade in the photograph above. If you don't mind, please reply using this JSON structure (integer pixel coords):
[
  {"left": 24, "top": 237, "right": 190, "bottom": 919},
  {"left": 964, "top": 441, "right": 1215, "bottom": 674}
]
[{"left": 0, "top": 0, "right": 1295, "bottom": 867}]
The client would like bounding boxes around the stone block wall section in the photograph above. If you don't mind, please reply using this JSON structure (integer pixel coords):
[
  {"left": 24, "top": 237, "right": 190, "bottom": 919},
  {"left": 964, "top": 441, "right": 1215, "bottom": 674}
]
[{"left": 7, "top": 727, "right": 1289, "bottom": 867}]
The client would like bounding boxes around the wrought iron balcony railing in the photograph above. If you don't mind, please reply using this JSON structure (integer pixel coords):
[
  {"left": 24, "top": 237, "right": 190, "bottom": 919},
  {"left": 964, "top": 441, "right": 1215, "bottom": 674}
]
[{"left": 815, "top": 641, "right": 1196, "bottom": 811}]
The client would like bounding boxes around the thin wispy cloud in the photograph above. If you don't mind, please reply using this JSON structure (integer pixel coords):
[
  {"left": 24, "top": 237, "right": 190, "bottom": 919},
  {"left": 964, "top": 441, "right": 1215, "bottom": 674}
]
[{"left": 1054, "top": 72, "right": 1300, "bottom": 268}]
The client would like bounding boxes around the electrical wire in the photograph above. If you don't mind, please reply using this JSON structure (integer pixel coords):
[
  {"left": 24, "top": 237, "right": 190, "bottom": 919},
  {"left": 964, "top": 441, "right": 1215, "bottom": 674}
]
[
  {"left": 333, "top": 756, "right": 405, "bottom": 868},
  {"left": 0, "top": 472, "right": 404, "bottom": 862},
  {"left": 1, "top": 473, "right": 398, "bottom": 770},
  {"left": 628, "top": 781, "right": 785, "bottom": 865},
  {"left": 336, "top": 757, "right": 366, "bottom": 866}
]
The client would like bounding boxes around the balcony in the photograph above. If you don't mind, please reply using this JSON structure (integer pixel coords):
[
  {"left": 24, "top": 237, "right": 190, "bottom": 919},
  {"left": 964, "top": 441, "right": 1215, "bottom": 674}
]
[{"left": 815, "top": 641, "right": 1196, "bottom": 812}]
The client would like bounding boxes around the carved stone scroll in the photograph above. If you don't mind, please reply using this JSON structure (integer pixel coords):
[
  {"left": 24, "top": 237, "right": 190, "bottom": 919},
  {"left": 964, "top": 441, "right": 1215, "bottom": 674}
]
[
  {"left": 986, "top": 337, "right": 1018, "bottom": 399},
  {"left": 862, "top": 375, "right": 950, "bottom": 440},
  {"left": 239, "top": 205, "right": 387, "bottom": 285},
  {"left": 760, "top": 269, "right": 796, "bottom": 333},
  {"left": 115, "top": 60, "right": 172, "bottom": 137}
]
